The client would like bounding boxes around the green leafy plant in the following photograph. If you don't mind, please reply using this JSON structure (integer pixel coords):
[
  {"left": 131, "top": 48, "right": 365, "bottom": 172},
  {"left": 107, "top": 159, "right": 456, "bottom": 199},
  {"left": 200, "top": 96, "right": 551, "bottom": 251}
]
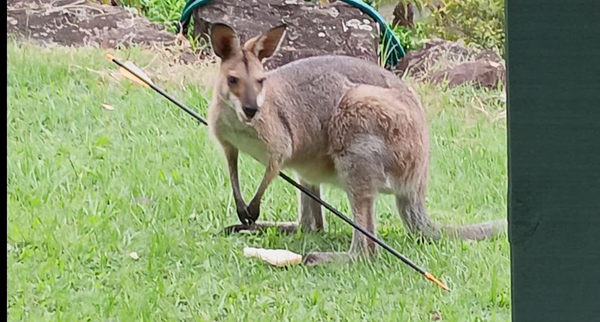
[
  {"left": 390, "top": 21, "right": 429, "bottom": 52},
  {"left": 424, "top": 0, "right": 505, "bottom": 53},
  {"left": 375, "top": 0, "right": 504, "bottom": 53},
  {"left": 115, "top": 0, "right": 187, "bottom": 31}
]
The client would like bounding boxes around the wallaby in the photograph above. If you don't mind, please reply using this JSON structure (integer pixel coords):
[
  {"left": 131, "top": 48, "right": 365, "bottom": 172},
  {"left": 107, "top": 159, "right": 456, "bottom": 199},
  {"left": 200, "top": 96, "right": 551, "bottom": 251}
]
[{"left": 207, "top": 23, "right": 506, "bottom": 265}]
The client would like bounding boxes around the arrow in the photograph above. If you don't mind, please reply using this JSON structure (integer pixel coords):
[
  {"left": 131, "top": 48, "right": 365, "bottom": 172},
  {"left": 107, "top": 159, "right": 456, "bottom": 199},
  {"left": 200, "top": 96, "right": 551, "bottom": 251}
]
[{"left": 105, "top": 53, "right": 450, "bottom": 292}]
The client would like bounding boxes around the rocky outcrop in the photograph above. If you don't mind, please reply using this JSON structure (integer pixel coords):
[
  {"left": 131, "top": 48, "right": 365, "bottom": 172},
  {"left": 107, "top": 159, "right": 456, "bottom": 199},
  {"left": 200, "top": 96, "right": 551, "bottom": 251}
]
[
  {"left": 191, "top": 0, "right": 380, "bottom": 70},
  {"left": 395, "top": 39, "right": 505, "bottom": 88},
  {"left": 429, "top": 60, "right": 505, "bottom": 89},
  {"left": 7, "top": 0, "right": 179, "bottom": 49}
]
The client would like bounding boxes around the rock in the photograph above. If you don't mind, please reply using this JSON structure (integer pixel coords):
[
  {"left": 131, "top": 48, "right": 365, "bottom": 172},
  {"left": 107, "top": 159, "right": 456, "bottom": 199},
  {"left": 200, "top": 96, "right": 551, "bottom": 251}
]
[
  {"left": 191, "top": 0, "right": 380, "bottom": 70},
  {"left": 395, "top": 39, "right": 505, "bottom": 88},
  {"left": 6, "top": 0, "right": 198, "bottom": 60},
  {"left": 7, "top": 0, "right": 177, "bottom": 47},
  {"left": 430, "top": 60, "right": 505, "bottom": 89}
]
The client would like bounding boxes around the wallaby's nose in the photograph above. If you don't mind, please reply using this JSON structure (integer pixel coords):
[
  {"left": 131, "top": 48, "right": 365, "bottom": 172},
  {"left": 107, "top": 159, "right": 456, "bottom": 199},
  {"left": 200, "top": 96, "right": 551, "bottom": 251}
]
[{"left": 243, "top": 105, "right": 258, "bottom": 119}]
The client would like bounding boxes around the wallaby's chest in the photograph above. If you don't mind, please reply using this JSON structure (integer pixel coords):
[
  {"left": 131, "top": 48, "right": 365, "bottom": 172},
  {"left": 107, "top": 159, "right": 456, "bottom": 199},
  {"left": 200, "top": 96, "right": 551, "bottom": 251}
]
[
  {"left": 214, "top": 106, "right": 269, "bottom": 165},
  {"left": 225, "top": 130, "right": 268, "bottom": 165}
]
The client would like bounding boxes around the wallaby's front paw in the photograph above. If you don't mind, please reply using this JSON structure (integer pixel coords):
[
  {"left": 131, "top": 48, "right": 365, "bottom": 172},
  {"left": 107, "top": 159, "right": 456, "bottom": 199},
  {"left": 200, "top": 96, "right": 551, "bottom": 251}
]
[
  {"left": 236, "top": 204, "right": 253, "bottom": 226},
  {"left": 247, "top": 201, "right": 261, "bottom": 223}
]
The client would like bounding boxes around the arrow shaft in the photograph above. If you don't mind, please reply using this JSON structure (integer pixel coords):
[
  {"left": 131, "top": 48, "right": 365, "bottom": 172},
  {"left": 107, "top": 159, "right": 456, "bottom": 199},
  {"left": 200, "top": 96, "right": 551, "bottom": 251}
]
[
  {"left": 107, "top": 55, "right": 448, "bottom": 291},
  {"left": 110, "top": 56, "right": 208, "bottom": 126}
]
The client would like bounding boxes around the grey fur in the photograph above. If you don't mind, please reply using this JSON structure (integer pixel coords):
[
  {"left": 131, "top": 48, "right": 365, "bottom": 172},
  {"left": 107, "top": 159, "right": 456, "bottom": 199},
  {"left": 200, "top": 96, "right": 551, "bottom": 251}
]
[{"left": 208, "top": 25, "right": 506, "bottom": 264}]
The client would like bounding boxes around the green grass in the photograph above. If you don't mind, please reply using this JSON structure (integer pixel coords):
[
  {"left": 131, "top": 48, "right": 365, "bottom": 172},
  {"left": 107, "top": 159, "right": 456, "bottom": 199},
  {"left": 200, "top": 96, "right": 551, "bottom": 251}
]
[
  {"left": 6, "top": 41, "right": 509, "bottom": 321},
  {"left": 114, "top": 0, "right": 187, "bottom": 33}
]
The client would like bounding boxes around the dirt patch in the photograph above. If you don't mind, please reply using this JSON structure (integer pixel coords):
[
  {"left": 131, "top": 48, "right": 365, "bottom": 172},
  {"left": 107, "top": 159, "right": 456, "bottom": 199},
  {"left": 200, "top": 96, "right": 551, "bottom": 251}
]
[{"left": 6, "top": 0, "right": 204, "bottom": 64}]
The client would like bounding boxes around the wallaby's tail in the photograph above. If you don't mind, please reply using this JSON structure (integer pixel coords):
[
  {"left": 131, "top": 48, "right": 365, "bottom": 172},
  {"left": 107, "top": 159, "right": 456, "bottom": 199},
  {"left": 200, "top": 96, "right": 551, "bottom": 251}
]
[
  {"left": 395, "top": 196, "right": 507, "bottom": 241},
  {"left": 432, "top": 219, "right": 507, "bottom": 240}
]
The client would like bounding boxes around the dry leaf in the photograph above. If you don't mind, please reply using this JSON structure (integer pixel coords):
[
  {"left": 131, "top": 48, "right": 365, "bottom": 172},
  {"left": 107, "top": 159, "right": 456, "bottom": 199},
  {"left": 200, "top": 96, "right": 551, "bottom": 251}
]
[
  {"left": 243, "top": 247, "right": 302, "bottom": 267},
  {"left": 102, "top": 103, "right": 114, "bottom": 111}
]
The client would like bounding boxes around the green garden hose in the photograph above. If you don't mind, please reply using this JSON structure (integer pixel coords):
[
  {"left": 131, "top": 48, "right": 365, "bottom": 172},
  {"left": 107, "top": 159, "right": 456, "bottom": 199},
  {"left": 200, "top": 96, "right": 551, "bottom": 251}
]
[{"left": 176, "top": 0, "right": 405, "bottom": 68}]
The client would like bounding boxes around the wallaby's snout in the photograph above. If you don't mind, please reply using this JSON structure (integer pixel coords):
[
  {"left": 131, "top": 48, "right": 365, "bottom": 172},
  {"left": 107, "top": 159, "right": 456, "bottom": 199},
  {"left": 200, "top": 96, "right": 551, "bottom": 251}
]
[
  {"left": 225, "top": 72, "right": 262, "bottom": 120},
  {"left": 242, "top": 104, "right": 258, "bottom": 118},
  {"left": 210, "top": 23, "right": 286, "bottom": 122},
  {"left": 238, "top": 75, "right": 261, "bottom": 119}
]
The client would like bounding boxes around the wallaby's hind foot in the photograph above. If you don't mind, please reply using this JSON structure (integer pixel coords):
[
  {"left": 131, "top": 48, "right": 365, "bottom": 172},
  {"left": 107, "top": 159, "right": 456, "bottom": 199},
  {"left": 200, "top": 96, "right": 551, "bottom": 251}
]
[
  {"left": 222, "top": 221, "right": 300, "bottom": 235},
  {"left": 302, "top": 252, "right": 353, "bottom": 266}
]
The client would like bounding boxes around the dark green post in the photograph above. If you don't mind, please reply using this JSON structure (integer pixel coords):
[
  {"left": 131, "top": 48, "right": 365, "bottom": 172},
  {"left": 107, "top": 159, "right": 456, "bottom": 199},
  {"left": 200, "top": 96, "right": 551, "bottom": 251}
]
[{"left": 506, "top": 0, "right": 600, "bottom": 321}]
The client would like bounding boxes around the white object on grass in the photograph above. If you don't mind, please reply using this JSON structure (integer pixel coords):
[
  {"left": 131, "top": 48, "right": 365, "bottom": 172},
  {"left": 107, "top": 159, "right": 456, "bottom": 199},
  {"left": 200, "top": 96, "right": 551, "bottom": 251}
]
[{"left": 243, "top": 247, "right": 302, "bottom": 267}]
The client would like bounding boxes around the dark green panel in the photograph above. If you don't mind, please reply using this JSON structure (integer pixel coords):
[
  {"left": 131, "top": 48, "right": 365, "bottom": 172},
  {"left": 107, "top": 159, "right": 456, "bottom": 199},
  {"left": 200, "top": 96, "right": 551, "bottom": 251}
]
[{"left": 506, "top": 0, "right": 600, "bottom": 321}]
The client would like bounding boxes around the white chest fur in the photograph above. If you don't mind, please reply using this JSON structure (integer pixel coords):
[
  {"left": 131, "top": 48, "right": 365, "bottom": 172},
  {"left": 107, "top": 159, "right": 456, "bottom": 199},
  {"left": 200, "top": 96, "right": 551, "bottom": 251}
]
[{"left": 215, "top": 103, "right": 269, "bottom": 165}]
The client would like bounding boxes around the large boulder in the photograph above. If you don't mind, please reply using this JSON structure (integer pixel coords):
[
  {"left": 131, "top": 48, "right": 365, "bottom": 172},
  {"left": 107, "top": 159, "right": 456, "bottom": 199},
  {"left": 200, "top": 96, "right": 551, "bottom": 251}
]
[
  {"left": 191, "top": 0, "right": 380, "bottom": 70},
  {"left": 395, "top": 39, "right": 505, "bottom": 89},
  {"left": 430, "top": 60, "right": 505, "bottom": 89},
  {"left": 7, "top": 0, "right": 180, "bottom": 48},
  {"left": 6, "top": 0, "right": 204, "bottom": 63}
]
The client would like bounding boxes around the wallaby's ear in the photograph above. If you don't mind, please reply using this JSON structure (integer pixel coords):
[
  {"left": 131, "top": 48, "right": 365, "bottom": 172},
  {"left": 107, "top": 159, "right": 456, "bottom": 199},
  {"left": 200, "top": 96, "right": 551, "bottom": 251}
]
[
  {"left": 243, "top": 24, "right": 287, "bottom": 61},
  {"left": 210, "top": 23, "right": 241, "bottom": 60}
]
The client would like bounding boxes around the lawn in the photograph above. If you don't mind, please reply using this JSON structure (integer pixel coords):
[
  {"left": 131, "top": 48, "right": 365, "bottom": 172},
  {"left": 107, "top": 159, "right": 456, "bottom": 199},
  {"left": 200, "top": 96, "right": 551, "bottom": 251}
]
[{"left": 6, "top": 41, "right": 510, "bottom": 321}]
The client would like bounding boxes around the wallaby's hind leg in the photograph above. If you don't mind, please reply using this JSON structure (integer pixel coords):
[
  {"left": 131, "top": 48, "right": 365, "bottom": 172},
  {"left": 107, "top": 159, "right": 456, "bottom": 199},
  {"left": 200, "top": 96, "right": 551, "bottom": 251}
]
[
  {"left": 347, "top": 189, "right": 378, "bottom": 256},
  {"left": 303, "top": 153, "right": 380, "bottom": 266},
  {"left": 297, "top": 178, "right": 325, "bottom": 232},
  {"left": 341, "top": 154, "right": 380, "bottom": 257},
  {"left": 303, "top": 180, "right": 378, "bottom": 266}
]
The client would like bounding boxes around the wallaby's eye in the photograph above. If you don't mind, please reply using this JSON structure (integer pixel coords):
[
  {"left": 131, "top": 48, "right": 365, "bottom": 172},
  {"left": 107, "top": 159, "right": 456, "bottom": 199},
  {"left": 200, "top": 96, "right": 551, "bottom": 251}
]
[
  {"left": 257, "top": 78, "right": 266, "bottom": 86},
  {"left": 227, "top": 76, "right": 238, "bottom": 87}
]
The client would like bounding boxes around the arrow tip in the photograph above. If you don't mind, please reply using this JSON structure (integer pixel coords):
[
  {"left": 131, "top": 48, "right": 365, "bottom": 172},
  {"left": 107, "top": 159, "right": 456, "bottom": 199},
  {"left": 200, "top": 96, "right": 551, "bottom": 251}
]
[
  {"left": 105, "top": 53, "right": 114, "bottom": 61},
  {"left": 424, "top": 272, "right": 450, "bottom": 292}
]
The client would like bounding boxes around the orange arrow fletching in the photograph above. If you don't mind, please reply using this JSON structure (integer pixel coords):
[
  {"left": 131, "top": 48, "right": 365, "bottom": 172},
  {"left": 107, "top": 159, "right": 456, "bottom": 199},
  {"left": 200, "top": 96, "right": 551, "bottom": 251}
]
[
  {"left": 106, "top": 54, "right": 153, "bottom": 88},
  {"left": 118, "top": 61, "right": 153, "bottom": 88}
]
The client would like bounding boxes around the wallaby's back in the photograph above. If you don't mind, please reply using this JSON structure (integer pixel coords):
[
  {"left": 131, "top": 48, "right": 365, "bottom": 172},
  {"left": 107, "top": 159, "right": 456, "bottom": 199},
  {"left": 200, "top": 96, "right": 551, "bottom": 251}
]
[
  {"left": 266, "top": 55, "right": 414, "bottom": 115},
  {"left": 264, "top": 55, "right": 424, "bottom": 167}
]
